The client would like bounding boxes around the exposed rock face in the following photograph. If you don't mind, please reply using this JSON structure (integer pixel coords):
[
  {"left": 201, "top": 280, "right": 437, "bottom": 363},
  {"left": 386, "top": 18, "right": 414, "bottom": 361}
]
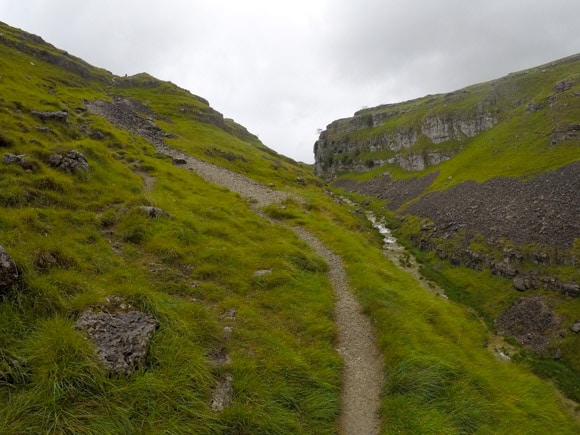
[
  {"left": 420, "top": 112, "right": 496, "bottom": 144},
  {"left": 0, "top": 246, "right": 19, "bottom": 292},
  {"left": 495, "top": 296, "right": 561, "bottom": 354},
  {"left": 137, "top": 206, "right": 170, "bottom": 218},
  {"left": 313, "top": 95, "right": 497, "bottom": 179},
  {"left": 337, "top": 162, "right": 579, "bottom": 295},
  {"left": 76, "top": 304, "right": 158, "bottom": 375},
  {"left": 31, "top": 110, "right": 68, "bottom": 122},
  {"left": 86, "top": 96, "right": 258, "bottom": 146},
  {"left": 49, "top": 150, "right": 89, "bottom": 173}
]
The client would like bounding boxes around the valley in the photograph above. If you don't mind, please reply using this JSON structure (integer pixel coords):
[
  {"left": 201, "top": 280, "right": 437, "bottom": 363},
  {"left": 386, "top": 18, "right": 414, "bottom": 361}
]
[{"left": 0, "top": 21, "right": 578, "bottom": 434}]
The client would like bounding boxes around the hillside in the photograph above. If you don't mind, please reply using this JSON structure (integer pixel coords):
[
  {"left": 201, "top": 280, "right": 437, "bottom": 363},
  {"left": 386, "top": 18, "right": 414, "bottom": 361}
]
[
  {"left": 1, "top": 21, "right": 579, "bottom": 433},
  {"left": 316, "top": 54, "right": 580, "bottom": 407}
]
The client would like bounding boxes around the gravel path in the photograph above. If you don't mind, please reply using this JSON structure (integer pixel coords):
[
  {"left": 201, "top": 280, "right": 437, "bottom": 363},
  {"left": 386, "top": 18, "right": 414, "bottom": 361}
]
[
  {"left": 291, "top": 227, "right": 382, "bottom": 434},
  {"left": 158, "top": 145, "right": 382, "bottom": 434},
  {"left": 86, "top": 99, "right": 382, "bottom": 433}
]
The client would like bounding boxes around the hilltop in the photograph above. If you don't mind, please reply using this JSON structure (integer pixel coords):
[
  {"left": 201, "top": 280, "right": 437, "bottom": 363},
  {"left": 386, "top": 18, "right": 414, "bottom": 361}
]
[{"left": 0, "top": 21, "right": 578, "bottom": 433}]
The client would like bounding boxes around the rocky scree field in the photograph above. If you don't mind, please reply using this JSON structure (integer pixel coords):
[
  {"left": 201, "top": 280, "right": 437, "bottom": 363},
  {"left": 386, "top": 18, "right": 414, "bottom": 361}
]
[{"left": 321, "top": 53, "right": 580, "bottom": 404}]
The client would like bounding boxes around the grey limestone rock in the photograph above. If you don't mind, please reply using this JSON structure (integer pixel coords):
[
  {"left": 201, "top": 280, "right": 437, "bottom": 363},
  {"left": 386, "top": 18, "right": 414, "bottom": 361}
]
[
  {"left": 0, "top": 245, "right": 19, "bottom": 292},
  {"left": 137, "top": 206, "right": 170, "bottom": 218},
  {"left": 49, "top": 150, "right": 89, "bottom": 173},
  {"left": 75, "top": 307, "right": 158, "bottom": 375},
  {"left": 31, "top": 110, "right": 68, "bottom": 122},
  {"left": 2, "top": 153, "right": 25, "bottom": 165}
]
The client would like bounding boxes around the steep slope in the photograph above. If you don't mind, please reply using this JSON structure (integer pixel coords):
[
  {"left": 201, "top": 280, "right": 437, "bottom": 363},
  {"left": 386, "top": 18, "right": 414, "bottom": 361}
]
[
  {"left": 1, "top": 21, "right": 579, "bottom": 433},
  {"left": 318, "top": 54, "right": 580, "bottom": 403},
  {"left": 315, "top": 53, "right": 579, "bottom": 181}
]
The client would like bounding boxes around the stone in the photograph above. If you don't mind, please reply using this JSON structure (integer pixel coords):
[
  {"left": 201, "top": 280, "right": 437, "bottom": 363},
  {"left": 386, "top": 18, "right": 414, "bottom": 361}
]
[
  {"left": 295, "top": 177, "right": 306, "bottom": 186},
  {"left": 75, "top": 307, "right": 158, "bottom": 375},
  {"left": 172, "top": 157, "right": 187, "bottom": 165},
  {"left": 0, "top": 246, "right": 19, "bottom": 292},
  {"left": 570, "top": 321, "right": 580, "bottom": 333},
  {"left": 210, "top": 373, "right": 233, "bottom": 412},
  {"left": 137, "top": 206, "right": 170, "bottom": 218},
  {"left": 495, "top": 296, "right": 561, "bottom": 354},
  {"left": 560, "top": 282, "right": 580, "bottom": 297},
  {"left": 49, "top": 150, "right": 89, "bottom": 173},
  {"left": 31, "top": 110, "right": 68, "bottom": 122},
  {"left": 513, "top": 276, "right": 529, "bottom": 291},
  {"left": 2, "top": 153, "right": 25, "bottom": 165},
  {"left": 553, "top": 79, "right": 574, "bottom": 93},
  {"left": 254, "top": 269, "right": 272, "bottom": 277}
]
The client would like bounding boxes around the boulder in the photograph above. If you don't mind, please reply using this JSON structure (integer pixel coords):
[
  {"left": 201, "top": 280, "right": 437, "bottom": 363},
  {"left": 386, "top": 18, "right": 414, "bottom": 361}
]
[
  {"left": 2, "top": 153, "right": 25, "bottom": 165},
  {"left": 560, "top": 282, "right": 580, "bottom": 297},
  {"left": 570, "top": 321, "right": 580, "bottom": 333},
  {"left": 513, "top": 276, "right": 529, "bottom": 291},
  {"left": 48, "top": 150, "right": 89, "bottom": 173},
  {"left": 31, "top": 110, "right": 68, "bottom": 122},
  {"left": 0, "top": 246, "right": 19, "bottom": 292},
  {"left": 75, "top": 307, "right": 158, "bottom": 375},
  {"left": 495, "top": 296, "right": 561, "bottom": 354},
  {"left": 137, "top": 206, "right": 170, "bottom": 218}
]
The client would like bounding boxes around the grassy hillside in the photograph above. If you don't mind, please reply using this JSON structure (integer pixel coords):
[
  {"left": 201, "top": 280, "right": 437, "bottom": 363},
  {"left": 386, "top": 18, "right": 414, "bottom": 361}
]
[
  {"left": 1, "top": 21, "right": 578, "bottom": 433},
  {"left": 320, "top": 53, "right": 580, "bottom": 190}
]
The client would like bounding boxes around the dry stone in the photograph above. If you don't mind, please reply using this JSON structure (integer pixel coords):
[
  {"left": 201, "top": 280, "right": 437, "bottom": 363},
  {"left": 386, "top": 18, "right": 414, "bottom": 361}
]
[
  {"left": 137, "top": 206, "right": 170, "bottom": 218},
  {"left": 0, "top": 246, "right": 19, "bottom": 292},
  {"left": 31, "top": 110, "right": 68, "bottom": 122},
  {"left": 49, "top": 150, "right": 89, "bottom": 173},
  {"left": 75, "top": 307, "right": 158, "bottom": 375}
]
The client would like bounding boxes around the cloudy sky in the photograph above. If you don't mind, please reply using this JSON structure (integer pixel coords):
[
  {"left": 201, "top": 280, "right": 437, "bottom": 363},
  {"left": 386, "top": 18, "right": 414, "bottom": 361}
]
[{"left": 1, "top": 0, "right": 579, "bottom": 163}]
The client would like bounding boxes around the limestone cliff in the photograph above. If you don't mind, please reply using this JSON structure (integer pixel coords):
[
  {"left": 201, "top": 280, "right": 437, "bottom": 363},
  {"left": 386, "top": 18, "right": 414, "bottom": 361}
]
[{"left": 314, "top": 53, "right": 580, "bottom": 179}]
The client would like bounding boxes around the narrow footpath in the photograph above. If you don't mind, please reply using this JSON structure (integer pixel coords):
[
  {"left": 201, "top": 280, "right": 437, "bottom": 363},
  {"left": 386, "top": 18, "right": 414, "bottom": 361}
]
[
  {"left": 157, "top": 145, "right": 383, "bottom": 434},
  {"left": 87, "top": 101, "right": 383, "bottom": 433}
]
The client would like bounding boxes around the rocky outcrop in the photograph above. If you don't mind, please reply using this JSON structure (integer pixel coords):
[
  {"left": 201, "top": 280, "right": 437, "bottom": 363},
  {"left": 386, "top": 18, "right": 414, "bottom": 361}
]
[
  {"left": 495, "top": 296, "right": 562, "bottom": 355},
  {"left": 31, "top": 110, "right": 68, "bottom": 122},
  {"left": 75, "top": 297, "right": 158, "bottom": 375},
  {"left": 314, "top": 96, "right": 497, "bottom": 178},
  {"left": 0, "top": 246, "right": 19, "bottom": 293},
  {"left": 48, "top": 150, "right": 89, "bottom": 173}
]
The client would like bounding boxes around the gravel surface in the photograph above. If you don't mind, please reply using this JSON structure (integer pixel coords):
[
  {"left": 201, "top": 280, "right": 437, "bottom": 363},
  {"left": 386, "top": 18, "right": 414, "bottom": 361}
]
[
  {"left": 87, "top": 98, "right": 382, "bottom": 433},
  {"left": 291, "top": 227, "right": 382, "bottom": 435},
  {"left": 161, "top": 144, "right": 383, "bottom": 433}
]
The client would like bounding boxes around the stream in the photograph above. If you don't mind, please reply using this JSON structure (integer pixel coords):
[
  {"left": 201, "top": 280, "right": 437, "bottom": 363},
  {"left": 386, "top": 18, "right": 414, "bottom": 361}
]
[
  {"left": 338, "top": 196, "right": 518, "bottom": 361},
  {"left": 338, "top": 196, "right": 448, "bottom": 300}
]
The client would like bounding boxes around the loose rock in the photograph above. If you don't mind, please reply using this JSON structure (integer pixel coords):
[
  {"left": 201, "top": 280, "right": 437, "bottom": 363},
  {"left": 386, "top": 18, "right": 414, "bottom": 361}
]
[
  {"left": 49, "top": 150, "right": 89, "bottom": 173},
  {"left": 0, "top": 246, "right": 19, "bottom": 292},
  {"left": 75, "top": 307, "right": 158, "bottom": 375},
  {"left": 137, "top": 206, "right": 170, "bottom": 218},
  {"left": 31, "top": 110, "right": 68, "bottom": 122},
  {"left": 495, "top": 296, "right": 561, "bottom": 354}
]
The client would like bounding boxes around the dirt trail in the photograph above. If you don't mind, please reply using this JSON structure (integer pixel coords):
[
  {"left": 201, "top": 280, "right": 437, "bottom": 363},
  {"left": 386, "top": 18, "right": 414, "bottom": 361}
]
[
  {"left": 86, "top": 100, "right": 382, "bottom": 433},
  {"left": 158, "top": 146, "right": 383, "bottom": 434}
]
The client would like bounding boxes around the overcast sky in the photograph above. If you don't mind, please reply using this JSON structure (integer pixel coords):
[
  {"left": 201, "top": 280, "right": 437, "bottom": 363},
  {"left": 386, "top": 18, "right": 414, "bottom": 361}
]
[{"left": 1, "top": 1, "right": 579, "bottom": 163}]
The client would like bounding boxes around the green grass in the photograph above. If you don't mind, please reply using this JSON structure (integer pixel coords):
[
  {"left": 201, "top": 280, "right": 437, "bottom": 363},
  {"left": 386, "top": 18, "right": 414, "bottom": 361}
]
[{"left": 269, "top": 189, "right": 579, "bottom": 433}]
